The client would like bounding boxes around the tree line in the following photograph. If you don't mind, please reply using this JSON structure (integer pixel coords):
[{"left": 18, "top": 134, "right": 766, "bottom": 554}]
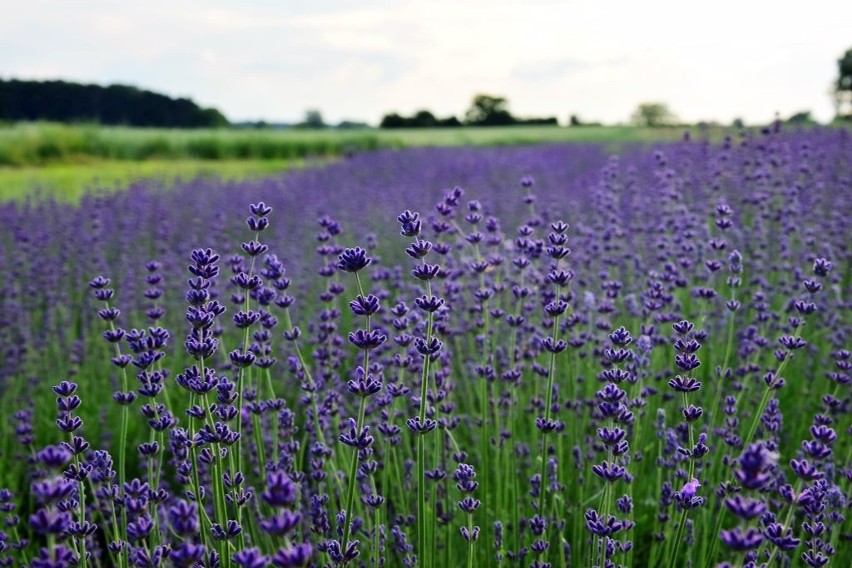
[
  {"left": 0, "top": 79, "right": 228, "bottom": 127},
  {"left": 380, "top": 94, "right": 558, "bottom": 128}
]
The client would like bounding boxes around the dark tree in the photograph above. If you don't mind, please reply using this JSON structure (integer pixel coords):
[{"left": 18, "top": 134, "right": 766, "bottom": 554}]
[
  {"left": 519, "top": 117, "right": 558, "bottom": 126},
  {"left": 336, "top": 120, "right": 369, "bottom": 129},
  {"left": 464, "top": 94, "right": 515, "bottom": 126},
  {"left": 381, "top": 97, "right": 553, "bottom": 129},
  {"left": 296, "top": 109, "right": 326, "bottom": 129},
  {"left": 379, "top": 113, "right": 407, "bottom": 128},
  {"left": 630, "top": 102, "right": 677, "bottom": 127},
  {"left": 412, "top": 110, "right": 438, "bottom": 127},
  {"left": 0, "top": 79, "right": 227, "bottom": 127},
  {"left": 437, "top": 116, "right": 462, "bottom": 127},
  {"left": 835, "top": 48, "right": 852, "bottom": 118},
  {"left": 379, "top": 110, "right": 460, "bottom": 128}
]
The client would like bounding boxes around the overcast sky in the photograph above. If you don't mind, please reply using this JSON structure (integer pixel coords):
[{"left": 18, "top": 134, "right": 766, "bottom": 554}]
[{"left": 2, "top": 0, "right": 850, "bottom": 125}]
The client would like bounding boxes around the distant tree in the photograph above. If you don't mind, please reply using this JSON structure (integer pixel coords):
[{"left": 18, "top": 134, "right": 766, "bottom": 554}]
[
  {"left": 238, "top": 120, "right": 268, "bottom": 129},
  {"left": 829, "top": 84, "right": 844, "bottom": 118},
  {"left": 630, "top": 102, "right": 677, "bottom": 127},
  {"left": 382, "top": 98, "right": 551, "bottom": 129},
  {"left": 437, "top": 116, "right": 462, "bottom": 127},
  {"left": 198, "top": 107, "right": 228, "bottom": 127},
  {"left": 835, "top": 47, "right": 852, "bottom": 118},
  {"left": 380, "top": 113, "right": 407, "bottom": 128},
  {"left": 336, "top": 120, "right": 370, "bottom": 129},
  {"left": 519, "top": 117, "right": 558, "bottom": 126},
  {"left": 379, "top": 110, "right": 460, "bottom": 128},
  {"left": 569, "top": 114, "right": 602, "bottom": 127},
  {"left": 297, "top": 110, "right": 326, "bottom": 129},
  {"left": 412, "top": 110, "right": 438, "bottom": 127},
  {"left": 731, "top": 118, "right": 745, "bottom": 129},
  {"left": 465, "top": 94, "right": 515, "bottom": 126}
]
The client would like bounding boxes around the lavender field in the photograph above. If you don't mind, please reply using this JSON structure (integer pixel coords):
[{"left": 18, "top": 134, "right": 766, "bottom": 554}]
[{"left": 0, "top": 126, "right": 849, "bottom": 567}]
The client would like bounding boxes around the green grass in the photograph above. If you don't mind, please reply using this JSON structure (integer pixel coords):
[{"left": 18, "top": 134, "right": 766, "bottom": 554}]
[
  {"left": 0, "top": 122, "right": 723, "bottom": 167},
  {"left": 0, "top": 158, "right": 313, "bottom": 202},
  {"left": 0, "top": 122, "right": 383, "bottom": 166}
]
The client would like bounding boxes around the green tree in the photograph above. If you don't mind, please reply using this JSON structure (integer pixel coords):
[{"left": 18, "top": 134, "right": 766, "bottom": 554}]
[
  {"left": 379, "top": 113, "right": 406, "bottom": 128},
  {"left": 630, "top": 102, "right": 677, "bottom": 127},
  {"left": 412, "top": 110, "right": 438, "bottom": 127},
  {"left": 198, "top": 107, "right": 228, "bottom": 127},
  {"left": 379, "top": 110, "right": 461, "bottom": 129},
  {"left": 835, "top": 47, "right": 852, "bottom": 119},
  {"left": 465, "top": 94, "right": 515, "bottom": 126},
  {"left": 298, "top": 109, "right": 326, "bottom": 129}
]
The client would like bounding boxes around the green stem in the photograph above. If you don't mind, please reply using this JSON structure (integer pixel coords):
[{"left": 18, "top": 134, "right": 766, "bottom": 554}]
[
  {"left": 536, "top": 285, "right": 562, "bottom": 517},
  {"left": 467, "top": 512, "right": 475, "bottom": 568},
  {"left": 704, "top": 504, "right": 726, "bottom": 566},
  {"left": 764, "top": 479, "right": 803, "bottom": 565},
  {"left": 415, "top": 276, "right": 436, "bottom": 567},
  {"left": 340, "top": 396, "right": 368, "bottom": 564},
  {"left": 374, "top": 505, "right": 381, "bottom": 568},
  {"left": 103, "top": 300, "right": 130, "bottom": 553},
  {"left": 71, "top": 448, "right": 88, "bottom": 568},
  {"left": 669, "top": 507, "right": 689, "bottom": 568},
  {"left": 649, "top": 436, "right": 664, "bottom": 568},
  {"left": 741, "top": 326, "right": 802, "bottom": 449},
  {"left": 340, "top": 271, "right": 372, "bottom": 564}
]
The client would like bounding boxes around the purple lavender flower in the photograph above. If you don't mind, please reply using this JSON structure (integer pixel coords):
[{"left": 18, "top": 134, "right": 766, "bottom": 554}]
[{"left": 337, "top": 247, "right": 372, "bottom": 273}]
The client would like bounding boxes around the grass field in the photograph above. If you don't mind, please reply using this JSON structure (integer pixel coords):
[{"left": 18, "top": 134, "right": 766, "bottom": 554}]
[
  {"left": 0, "top": 158, "right": 321, "bottom": 202},
  {"left": 0, "top": 122, "right": 729, "bottom": 201},
  {"left": 0, "top": 122, "right": 716, "bottom": 166},
  {"left": 0, "top": 123, "right": 382, "bottom": 165}
]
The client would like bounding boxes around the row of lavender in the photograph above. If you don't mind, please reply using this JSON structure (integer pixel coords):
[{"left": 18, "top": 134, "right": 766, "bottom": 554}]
[{"left": 0, "top": 128, "right": 849, "bottom": 567}]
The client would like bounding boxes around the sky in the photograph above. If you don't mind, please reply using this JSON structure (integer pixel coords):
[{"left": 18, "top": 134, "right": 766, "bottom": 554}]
[{"left": 2, "top": 0, "right": 851, "bottom": 126}]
